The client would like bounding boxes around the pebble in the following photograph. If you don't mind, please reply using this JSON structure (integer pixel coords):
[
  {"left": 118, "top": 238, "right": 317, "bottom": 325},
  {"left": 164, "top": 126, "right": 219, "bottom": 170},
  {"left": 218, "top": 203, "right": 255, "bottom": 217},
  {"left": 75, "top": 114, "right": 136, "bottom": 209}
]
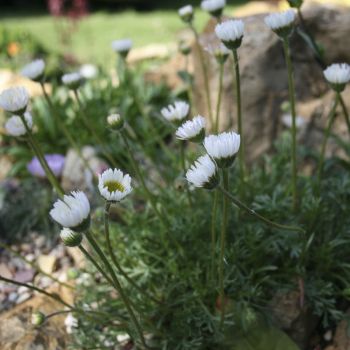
[
  {"left": 0, "top": 263, "right": 13, "bottom": 279},
  {"left": 324, "top": 330, "right": 333, "bottom": 342},
  {"left": 14, "top": 269, "right": 35, "bottom": 283},
  {"left": 8, "top": 292, "right": 18, "bottom": 303},
  {"left": 17, "top": 286, "right": 28, "bottom": 295},
  {"left": 25, "top": 254, "right": 35, "bottom": 262},
  {"left": 16, "top": 292, "right": 31, "bottom": 304}
]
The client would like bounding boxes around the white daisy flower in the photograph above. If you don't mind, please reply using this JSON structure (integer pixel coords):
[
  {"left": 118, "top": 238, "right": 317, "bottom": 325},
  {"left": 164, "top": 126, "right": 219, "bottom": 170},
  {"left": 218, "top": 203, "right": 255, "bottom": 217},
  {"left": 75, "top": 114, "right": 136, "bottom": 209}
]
[
  {"left": 60, "top": 228, "right": 83, "bottom": 247},
  {"left": 201, "top": 0, "right": 226, "bottom": 17},
  {"left": 264, "top": 10, "right": 296, "bottom": 37},
  {"left": 79, "top": 64, "right": 98, "bottom": 79},
  {"left": 215, "top": 19, "right": 244, "bottom": 50},
  {"left": 21, "top": 59, "right": 45, "bottom": 81},
  {"left": 204, "top": 131, "right": 240, "bottom": 168},
  {"left": 107, "top": 113, "right": 124, "bottom": 130},
  {"left": 178, "top": 5, "right": 194, "bottom": 23},
  {"left": 161, "top": 101, "right": 190, "bottom": 123},
  {"left": 98, "top": 168, "right": 132, "bottom": 202},
  {"left": 111, "top": 39, "right": 132, "bottom": 57},
  {"left": 186, "top": 154, "right": 219, "bottom": 190},
  {"left": 5, "top": 112, "right": 33, "bottom": 137},
  {"left": 50, "top": 191, "right": 91, "bottom": 231},
  {"left": 62, "top": 72, "right": 83, "bottom": 90},
  {"left": 323, "top": 63, "right": 350, "bottom": 92},
  {"left": 176, "top": 115, "right": 206, "bottom": 142},
  {"left": 0, "top": 86, "right": 29, "bottom": 114}
]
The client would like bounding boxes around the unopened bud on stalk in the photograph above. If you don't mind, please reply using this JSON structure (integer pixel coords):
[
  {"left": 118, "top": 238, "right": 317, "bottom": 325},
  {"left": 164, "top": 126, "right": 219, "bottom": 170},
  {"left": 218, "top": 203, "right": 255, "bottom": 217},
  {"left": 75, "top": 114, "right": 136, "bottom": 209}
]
[
  {"left": 215, "top": 20, "right": 244, "bottom": 50},
  {"left": 179, "top": 41, "right": 192, "bottom": 56},
  {"left": 287, "top": 0, "right": 303, "bottom": 9},
  {"left": 107, "top": 113, "right": 124, "bottom": 131},
  {"left": 31, "top": 311, "right": 46, "bottom": 326},
  {"left": 201, "top": 0, "right": 226, "bottom": 19},
  {"left": 62, "top": 72, "right": 84, "bottom": 90},
  {"left": 60, "top": 228, "right": 83, "bottom": 247}
]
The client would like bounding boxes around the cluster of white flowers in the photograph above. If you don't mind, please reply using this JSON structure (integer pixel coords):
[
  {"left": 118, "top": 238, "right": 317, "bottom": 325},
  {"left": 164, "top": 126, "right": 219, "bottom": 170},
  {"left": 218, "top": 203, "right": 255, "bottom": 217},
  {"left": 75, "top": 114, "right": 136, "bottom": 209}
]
[
  {"left": 5, "top": 112, "right": 33, "bottom": 137},
  {"left": 176, "top": 115, "right": 206, "bottom": 142},
  {"left": 98, "top": 168, "right": 133, "bottom": 202},
  {"left": 215, "top": 20, "right": 244, "bottom": 50},
  {"left": 50, "top": 191, "right": 91, "bottom": 231},
  {"left": 21, "top": 59, "right": 45, "bottom": 81},
  {"left": 161, "top": 101, "right": 190, "bottom": 122},
  {"left": 201, "top": 0, "right": 226, "bottom": 17},
  {"left": 0, "top": 86, "right": 29, "bottom": 114},
  {"left": 264, "top": 10, "right": 296, "bottom": 37},
  {"left": 323, "top": 63, "right": 350, "bottom": 91},
  {"left": 111, "top": 38, "right": 133, "bottom": 56}
]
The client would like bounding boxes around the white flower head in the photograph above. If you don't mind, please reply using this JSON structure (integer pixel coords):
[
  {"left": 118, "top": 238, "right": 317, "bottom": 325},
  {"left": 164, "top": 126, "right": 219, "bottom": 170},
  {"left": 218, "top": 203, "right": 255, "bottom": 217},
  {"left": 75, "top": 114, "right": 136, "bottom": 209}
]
[
  {"left": 60, "top": 228, "right": 83, "bottom": 247},
  {"left": 201, "top": 0, "right": 226, "bottom": 17},
  {"left": 21, "top": 59, "right": 45, "bottom": 81},
  {"left": 186, "top": 154, "right": 219, "bottom": 190},
  {"left": 98, "top": 168, "right": 132, "bottom": 202},
  {"left": 176, "top": 115, "right": 206, "bottom": 143},
  {"left": 111, "top": 39, "right": 132, "bottom": 57},
  {"left": 5, "top": 112, "right": 33, "bottom": 137},
  {"left": 107, "top": 113, "right": 124, "bottom": 130},
  {"left": 62, "top": 72, "right": 83, "bottom": 90},
  {"left": 323, "top": 63, "right": 350, "bottom": 92},
  {"left": 50, "top": 191, "right": 91, "bottom": 231},
  {"left": 264, "top": 10, "right": 296, "bottom": 37},
  {"left": 204, "top": 131, "right": 240, "bottom": 168},
  {"left": 161, "top": 101, "right": 190, "bottom": 123},
  {"left": 79, "top": 64, "right": 98, "bottom": 79},
  {"left": 0, "top": 86, "right": 29, "bottom": 114},
  {"left": 215, "top": 20, "right": 244, "bottom": 50},
  {"left": 179, "top": 5, "right": 194, "bottom": 23}
]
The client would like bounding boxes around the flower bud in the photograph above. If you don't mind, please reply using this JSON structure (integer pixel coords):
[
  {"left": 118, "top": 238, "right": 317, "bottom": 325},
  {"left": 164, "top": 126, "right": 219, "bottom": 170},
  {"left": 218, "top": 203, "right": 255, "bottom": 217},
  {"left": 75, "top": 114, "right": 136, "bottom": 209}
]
[
  {"left": 60, "top": 228, "right": 83, "bottom": 247},
  {"left": 31, "top": 311, "right": 46, "bottom": 326},
  {"left": 107, "top": 113, "right": 124, "bottom": 131}
]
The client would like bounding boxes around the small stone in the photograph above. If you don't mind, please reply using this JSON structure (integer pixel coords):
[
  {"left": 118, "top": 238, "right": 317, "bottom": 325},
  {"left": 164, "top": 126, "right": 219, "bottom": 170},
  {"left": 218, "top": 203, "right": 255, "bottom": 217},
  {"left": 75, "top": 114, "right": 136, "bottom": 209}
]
[
  {"left": 8, "top": 292, "right": 18, "bottom": 302},
  {"left": 20, "top": 243, "right": 32, "bottom": 253},
  {"left": 25, "top": 254, "right": 35, "bottom": 262},
  {"left": 37, "top": 254, "right": 57, "bottom": 274},
  {"left": 11, "top": 257, "right": 26, "bottom": 269},
  {"left": 0, "top": 263, "right": 13, "bottom": 279},
  {"left": 14, "top": 269, "right": 35, "bottom": 283},
  {"left": 35, "top": 235, "right": 46, "bottom": 248},
  {"left": 18, "top": 286, "right": 28, "bottom": 294},
  {"left": 38, "top": 276, "right": 52, "bottom": 288},
  {"left": 16, "top": 292, "right": 31, "bottom": 304},
  {"left": 324, "top": 329, "right": 332, "bottom": 342}
]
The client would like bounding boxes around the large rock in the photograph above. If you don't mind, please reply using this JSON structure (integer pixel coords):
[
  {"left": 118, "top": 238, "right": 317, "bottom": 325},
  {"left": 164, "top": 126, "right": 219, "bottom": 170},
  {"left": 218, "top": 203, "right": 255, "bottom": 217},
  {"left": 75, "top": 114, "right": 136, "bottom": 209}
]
[{"left": 191, "top": 1, "right": 350, "bottom": 162}]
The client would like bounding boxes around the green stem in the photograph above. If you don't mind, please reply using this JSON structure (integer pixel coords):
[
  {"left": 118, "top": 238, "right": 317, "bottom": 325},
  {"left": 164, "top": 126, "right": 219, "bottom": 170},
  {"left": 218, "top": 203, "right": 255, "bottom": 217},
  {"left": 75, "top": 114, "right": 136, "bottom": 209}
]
[
  {"left": 40, "top": 82, "right": 96, "bottom": 178},
  {"left": 0, "top": 275, "right": 72, "bottom": 308},
  {"left": 215, "top": 63, "right": 224, "bottom": 134},
  {"left": 338, "top": 93, "right": 350, "bottom": 136},
  {"left": 20, "top": 115, "right": 64, "bottom": 197},
  {"left": 180, "top": 142, "right": 193, "bottom": 206},
  {"left": 73, "top": 89, "right": 117, "bottom": 167},
  {"left": 219, "top": 170, "right": 229, "bottom": 328},
  {"left": 211, "top": 189, "right": 218, "bottom": 284},
  {"left": 282, "top": 38, "right": 298, "bottom": 212},
  {"left": 79, "top": 245, "right": 115, "bottom": 286},
  {"left": 104, "top": 202, "right": 162, "bottom": 304},
  {"left": 0, "top": 242, "right": 73, "bottom": 290},
  {"left": 121, "top": 131, "right": 168, "bottom": 226},
  {"left": 316, "top": 95, "right": 339, "bottom": 188},
  {"left": 190, "top": 24, "right": 213, "bottom": 125},
  {"left": 219, "top": 186, "right": 305, "bottom": 233},
  {"left": 84, "top": 231, "right": 148, "bottom": 349},
  {"left": 232, "top": 49, "right": 246, "bottom": 184}
]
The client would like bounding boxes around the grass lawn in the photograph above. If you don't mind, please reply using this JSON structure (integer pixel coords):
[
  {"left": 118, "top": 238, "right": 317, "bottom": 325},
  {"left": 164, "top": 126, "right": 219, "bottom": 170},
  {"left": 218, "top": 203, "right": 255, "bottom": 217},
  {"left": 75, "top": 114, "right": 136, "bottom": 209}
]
[{"left": 0, "top": 3, "right": 245, "bottom": 65}]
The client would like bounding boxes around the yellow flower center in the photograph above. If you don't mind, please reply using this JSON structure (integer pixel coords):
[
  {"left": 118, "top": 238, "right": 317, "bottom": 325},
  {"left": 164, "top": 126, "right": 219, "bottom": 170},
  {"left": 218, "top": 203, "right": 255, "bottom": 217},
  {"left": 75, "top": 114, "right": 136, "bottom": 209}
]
[{"left": 104, "top": 180, "right": 125, "bottom": 193}]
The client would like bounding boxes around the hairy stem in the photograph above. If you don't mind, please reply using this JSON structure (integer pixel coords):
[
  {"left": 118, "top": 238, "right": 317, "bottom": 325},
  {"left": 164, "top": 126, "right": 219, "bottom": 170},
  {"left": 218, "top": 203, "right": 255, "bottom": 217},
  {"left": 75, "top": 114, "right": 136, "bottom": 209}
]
[
  {"left": 219, "top": 186, "right": 305, "bottom": 233},
  {"left": 180, "top": 143, "right": 193, "bottom": 206},
  {"left": 282, "top": 38, "right": 298, "bottom": 212},
  {"left": 215, "top": 63, "right": 224, "bottom": 134},
  {"left": 232, "top": 49, "right": 246, "bottom": 184},
  {"left": 219, "top": 169, "right": 229, "bottom": 328}
]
